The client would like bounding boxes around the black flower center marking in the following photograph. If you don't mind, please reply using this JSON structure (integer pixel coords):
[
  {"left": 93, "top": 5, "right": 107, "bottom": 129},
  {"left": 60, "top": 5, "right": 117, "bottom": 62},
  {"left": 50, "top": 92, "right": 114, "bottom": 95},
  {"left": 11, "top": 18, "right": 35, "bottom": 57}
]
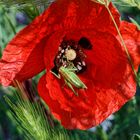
[
  {"left": 51, "top": 37, "right": 92, "bottom": 75},
  {"left": 78, "top": 37, "right": 92, "bottom": 50}
]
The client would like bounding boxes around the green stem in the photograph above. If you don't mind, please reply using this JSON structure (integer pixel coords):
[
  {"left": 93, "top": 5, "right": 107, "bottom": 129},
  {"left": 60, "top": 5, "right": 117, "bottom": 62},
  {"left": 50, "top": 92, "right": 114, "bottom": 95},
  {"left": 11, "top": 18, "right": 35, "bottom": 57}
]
[
  {"left": 3, "top": 7, "right": 16, "bottom": 35},
  {"left": 105, "top": 5, "right": 138, "bottom": 80}
]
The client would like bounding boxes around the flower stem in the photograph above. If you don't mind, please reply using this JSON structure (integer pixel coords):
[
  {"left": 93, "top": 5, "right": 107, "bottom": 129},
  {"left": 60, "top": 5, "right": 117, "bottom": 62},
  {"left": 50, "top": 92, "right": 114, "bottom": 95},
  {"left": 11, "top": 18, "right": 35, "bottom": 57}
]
[{"left": 105, "top": 5, "right": 138, "bottom": 81}]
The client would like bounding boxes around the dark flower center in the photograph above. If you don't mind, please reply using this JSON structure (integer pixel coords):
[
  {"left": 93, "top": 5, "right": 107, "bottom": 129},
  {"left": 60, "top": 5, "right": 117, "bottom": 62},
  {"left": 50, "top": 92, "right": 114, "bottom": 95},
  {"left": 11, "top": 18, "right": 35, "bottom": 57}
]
[{"left": 51, "top": 37, "right": 92, "bottom": 75}]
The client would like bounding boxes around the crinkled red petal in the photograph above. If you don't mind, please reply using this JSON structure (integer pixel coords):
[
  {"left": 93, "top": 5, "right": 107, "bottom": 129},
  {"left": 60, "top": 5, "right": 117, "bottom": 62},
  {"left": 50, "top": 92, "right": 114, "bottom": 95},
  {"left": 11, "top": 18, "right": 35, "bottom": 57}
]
[
  {"left": 38, "top": 74, "right": 97, "bottom": 129},
  {"left": 0, "top": 9, "right": 51, "bottom": 86},
  {"left": 46, "top": 0, "right": 120, "bottom": 34}
]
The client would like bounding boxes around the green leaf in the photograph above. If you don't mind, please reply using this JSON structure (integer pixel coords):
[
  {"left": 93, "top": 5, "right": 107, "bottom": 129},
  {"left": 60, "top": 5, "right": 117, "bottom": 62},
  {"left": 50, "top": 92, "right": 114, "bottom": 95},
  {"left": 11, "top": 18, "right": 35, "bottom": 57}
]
[
  {"left": 0, "top": 0, "right": 50, "bottom": 8},
  {"left": 132, "top": 134, "right": 140, "bottom": 140},
  {"left": 112, "top": 0, "right": 140, "bottom": 9},
  {"left": 0, "top": 0, "right": 51, "bottom": 20},
  {"left": 136, "top": 73, "right": 140, "bottom": 87}
]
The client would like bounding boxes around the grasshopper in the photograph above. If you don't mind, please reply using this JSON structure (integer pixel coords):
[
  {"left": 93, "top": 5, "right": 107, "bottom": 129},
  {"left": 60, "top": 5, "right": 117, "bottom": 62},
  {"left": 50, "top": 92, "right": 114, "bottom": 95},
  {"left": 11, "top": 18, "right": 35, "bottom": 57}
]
[{"left": 51, "top": 66, "right": 87, "bottom": 96}]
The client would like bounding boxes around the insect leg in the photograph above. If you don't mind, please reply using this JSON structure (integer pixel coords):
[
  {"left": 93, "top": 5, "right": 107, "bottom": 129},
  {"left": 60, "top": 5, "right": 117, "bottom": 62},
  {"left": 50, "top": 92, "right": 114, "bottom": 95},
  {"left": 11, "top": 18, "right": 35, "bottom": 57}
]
[
  {"left": 65, "top": 80, "right": 78, "bottom": 96},
  {"left": 50, "top": 70, "right": 61, "bottom": 79}
]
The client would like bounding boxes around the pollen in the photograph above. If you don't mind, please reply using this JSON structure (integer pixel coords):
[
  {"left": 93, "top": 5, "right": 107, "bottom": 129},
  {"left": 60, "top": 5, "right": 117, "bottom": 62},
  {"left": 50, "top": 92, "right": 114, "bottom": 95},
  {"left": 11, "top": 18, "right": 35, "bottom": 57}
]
[{"left": 65, "top": 49, "right": 76, "bottom": 61}]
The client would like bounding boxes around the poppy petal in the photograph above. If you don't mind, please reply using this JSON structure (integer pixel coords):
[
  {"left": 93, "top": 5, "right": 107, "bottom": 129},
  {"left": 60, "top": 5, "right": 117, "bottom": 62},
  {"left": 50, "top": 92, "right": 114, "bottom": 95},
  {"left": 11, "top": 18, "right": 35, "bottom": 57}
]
[
  {"left": 118, "top": 21, "right": 140, "bottom": 70},
  {"left": 0, "top": 8, "right": 52, "bottom": 86},
  {"left": 0, "top": 43, "right": 45, "bottom": 86},
  {"left": 46, "top": 0, "right": 120, "bottom": 34}
]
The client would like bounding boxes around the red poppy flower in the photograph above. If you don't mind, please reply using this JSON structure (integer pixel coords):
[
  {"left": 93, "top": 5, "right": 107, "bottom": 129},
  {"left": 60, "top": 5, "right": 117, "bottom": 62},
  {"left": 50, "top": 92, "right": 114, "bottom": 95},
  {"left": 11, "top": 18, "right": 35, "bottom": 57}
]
[{"left": 0, "top": 0, "right": 140, "bottom": 129}]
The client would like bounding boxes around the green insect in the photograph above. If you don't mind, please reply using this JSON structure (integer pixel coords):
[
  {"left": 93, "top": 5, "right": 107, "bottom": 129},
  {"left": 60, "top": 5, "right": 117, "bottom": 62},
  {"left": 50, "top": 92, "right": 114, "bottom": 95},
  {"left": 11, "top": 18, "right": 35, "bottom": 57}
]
[{"left": 58, "top": 66, "right": 87, "bottom": 96}]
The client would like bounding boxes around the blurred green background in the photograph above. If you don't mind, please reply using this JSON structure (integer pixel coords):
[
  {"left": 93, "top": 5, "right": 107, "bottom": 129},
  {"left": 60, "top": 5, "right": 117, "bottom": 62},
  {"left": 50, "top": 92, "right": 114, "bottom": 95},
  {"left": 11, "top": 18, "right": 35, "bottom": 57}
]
[{"left": 0, "top": 1, "right": 140, "bottom": 140}]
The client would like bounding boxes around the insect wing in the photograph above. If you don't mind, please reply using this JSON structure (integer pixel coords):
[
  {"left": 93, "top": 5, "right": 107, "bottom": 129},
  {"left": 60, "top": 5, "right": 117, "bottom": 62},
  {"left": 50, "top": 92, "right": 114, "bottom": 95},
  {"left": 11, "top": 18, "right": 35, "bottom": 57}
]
[{"left": 67, "top": 71, "right": 87, "bottom": 89}]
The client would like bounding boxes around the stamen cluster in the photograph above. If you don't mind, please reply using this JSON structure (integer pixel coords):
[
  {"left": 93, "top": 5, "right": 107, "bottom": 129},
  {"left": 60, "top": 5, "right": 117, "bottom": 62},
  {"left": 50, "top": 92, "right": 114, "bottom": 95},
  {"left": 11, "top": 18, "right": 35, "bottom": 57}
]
[{"left": 53, "top": 39, "right": 88, "bottom": 74}]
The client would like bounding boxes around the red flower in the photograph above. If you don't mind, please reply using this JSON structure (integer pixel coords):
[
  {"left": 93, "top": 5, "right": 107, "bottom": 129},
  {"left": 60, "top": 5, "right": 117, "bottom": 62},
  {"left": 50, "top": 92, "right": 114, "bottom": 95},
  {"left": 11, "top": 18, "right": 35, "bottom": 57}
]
[{"left": 0, "top": 0, "right": 140, "bottom": 129}]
